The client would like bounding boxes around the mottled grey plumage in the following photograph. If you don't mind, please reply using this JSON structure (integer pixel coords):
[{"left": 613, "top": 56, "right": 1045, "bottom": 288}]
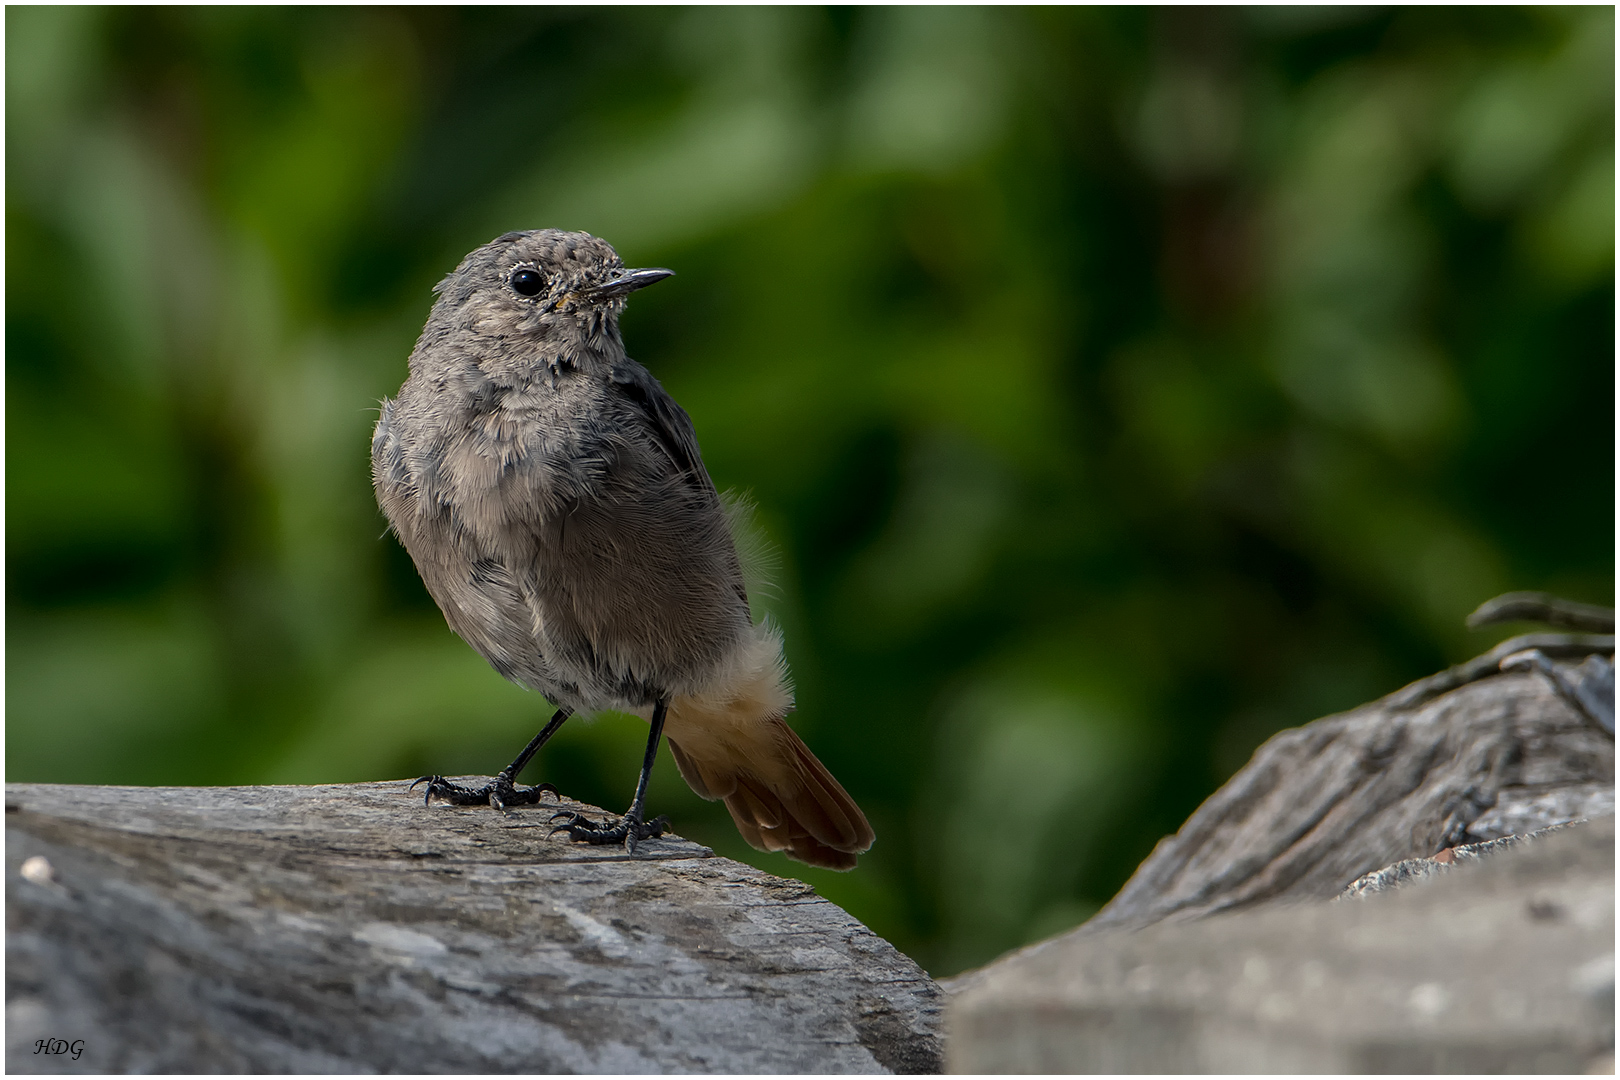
[
  {"left": 374, "top": 229, "right": 873, "bottom": 869},
  {"left": 374, "top": 230, "right": 743, "bottom": 712}
]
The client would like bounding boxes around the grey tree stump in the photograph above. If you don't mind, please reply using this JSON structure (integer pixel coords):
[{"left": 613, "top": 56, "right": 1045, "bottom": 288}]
[{"left": 5, "top": 782, "right": 943, "bottom": 1074}]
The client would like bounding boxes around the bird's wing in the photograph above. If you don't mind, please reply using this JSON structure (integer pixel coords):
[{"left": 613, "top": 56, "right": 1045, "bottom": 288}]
[
  {"left": 607, "top": 359, "right": 750, "bottom": 612},
  {"left": 608, "top": 360, "right": 714, "bottom": 493}
]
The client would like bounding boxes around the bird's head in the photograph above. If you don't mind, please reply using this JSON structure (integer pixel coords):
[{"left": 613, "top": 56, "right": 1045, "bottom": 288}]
[{"left": 430, "top": 229, "right": 672, "bottom": 356}]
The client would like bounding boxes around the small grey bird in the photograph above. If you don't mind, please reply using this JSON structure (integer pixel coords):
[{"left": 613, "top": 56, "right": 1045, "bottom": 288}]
[{"left": 372, "top": 229, "right": 874, "bottom": 869}]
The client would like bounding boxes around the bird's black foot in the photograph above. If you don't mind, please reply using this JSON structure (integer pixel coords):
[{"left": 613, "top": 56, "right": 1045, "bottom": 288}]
[
  {"left": 548, "top": 810, "right": 670, "bottom": 854},
  {"left": 410, "top": 774, "right": 558, "bottom": 811}
]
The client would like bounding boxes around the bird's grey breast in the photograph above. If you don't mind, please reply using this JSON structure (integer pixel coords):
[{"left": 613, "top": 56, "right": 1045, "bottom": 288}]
[{"left": 383, "top": 353, "right": 619, "bottom": 536}]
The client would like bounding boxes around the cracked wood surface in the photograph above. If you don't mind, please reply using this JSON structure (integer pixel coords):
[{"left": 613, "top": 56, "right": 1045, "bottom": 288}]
[{"left": 5, "top": 782, "right": 942, "bottom": 1073}]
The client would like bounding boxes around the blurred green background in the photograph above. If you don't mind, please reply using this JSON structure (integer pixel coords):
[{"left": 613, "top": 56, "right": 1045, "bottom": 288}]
[{"left": 6, "top": 6, "right": 1613, "bottom": 977}]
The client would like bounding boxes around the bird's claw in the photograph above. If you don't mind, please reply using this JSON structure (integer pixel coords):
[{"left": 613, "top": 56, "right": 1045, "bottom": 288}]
[
  {"left": 411, "top": 775, "right": 452, "bottom": 807},
  {"left": 546, "top": 810, "right": 584, "bottom": 838},
  {"left": 409, "top": 774, "right": 557, "bottom": 809},
  {"left": 548, "top": 811, "right": 670, "bottom": 853}
]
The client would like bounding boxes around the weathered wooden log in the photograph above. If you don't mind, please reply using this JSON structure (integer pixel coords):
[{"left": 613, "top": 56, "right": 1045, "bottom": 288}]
[
  {"left": 949, "top": 815, "right": 1615, "bottom": 1073},
  {"left": 5, "top": 783, "right": 943, "bottom": 1074},
  {"left": 943, "top": 630, "right": 1613, "bottom": 1012},
  {"left": 945, "top": 622, "right": 1615, "bottom": 1072},
  {"left": 1083, "top": 635, "right": 1613, "bottom": 933}
]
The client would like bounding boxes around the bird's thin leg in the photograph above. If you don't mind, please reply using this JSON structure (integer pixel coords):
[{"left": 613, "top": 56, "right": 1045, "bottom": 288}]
[
  {"left": 412, "top": 707, "right": 572, "bottom": 810},
  {"left": 551, "top": 698, "right": 670, "bottom": 854},
  {"left": 502, "top": 708, "right": 573, "bottom": 781},
  {"left": 624, "top": 698, "right": 666, "bottom": 823}
]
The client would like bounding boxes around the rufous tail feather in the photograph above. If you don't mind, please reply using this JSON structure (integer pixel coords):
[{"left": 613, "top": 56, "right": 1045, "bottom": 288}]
[{"left": 662, "top": 623, "right": 874, "bottom": 870}]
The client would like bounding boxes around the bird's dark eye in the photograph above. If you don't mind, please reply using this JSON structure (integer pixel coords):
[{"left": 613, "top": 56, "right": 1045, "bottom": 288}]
[{"left": 510, "top": 269, "right": 544, "bottom": 297}]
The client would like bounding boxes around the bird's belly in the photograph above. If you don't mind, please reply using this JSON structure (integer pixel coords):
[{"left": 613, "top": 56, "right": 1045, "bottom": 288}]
[
  {"left": 394, "top": 409, "right": 750, "bottom": 712},
  {"left": 416, "top": 509, "right": 745, "bottom": 716},
  {"left": 527, "top": 502, "right": 750, "bottom": 710}
]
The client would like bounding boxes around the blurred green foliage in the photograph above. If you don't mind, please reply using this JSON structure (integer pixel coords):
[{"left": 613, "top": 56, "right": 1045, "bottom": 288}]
[{"left": 6, "top": 7, "right": 1613, "bottom": 976}]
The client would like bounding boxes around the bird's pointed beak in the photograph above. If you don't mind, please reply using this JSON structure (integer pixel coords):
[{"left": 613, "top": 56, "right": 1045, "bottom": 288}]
[{"left": 584, "top": 267, "right": 674, "bottom": 302}]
